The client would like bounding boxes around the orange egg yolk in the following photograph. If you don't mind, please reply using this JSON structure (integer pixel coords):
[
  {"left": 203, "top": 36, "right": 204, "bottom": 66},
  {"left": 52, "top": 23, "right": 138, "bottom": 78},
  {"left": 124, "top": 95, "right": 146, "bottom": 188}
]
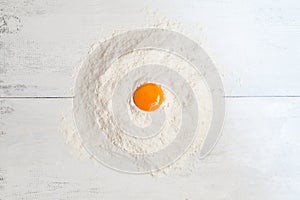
[{"left": 133, "top": 83, "right": 164, "bottom": 112}]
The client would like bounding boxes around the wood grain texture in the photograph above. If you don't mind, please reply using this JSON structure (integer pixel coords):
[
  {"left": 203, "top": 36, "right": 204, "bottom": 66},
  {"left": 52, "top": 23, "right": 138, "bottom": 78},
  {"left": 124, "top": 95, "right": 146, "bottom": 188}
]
[
  {"left": 1, "top": 0, "right": 300, "bottom": 199},
  {"left": 0, "top": 98, "right": 299, "bottom": 199},
  {"left": 0, "top": 0, "right": 300, "bottom": 97}
]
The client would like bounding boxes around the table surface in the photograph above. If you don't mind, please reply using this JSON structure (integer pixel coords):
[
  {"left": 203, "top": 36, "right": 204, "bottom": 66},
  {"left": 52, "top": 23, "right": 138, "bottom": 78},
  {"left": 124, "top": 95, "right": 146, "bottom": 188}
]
[{"left": 1, "top": 0, "right": 299, "bottom": 199}]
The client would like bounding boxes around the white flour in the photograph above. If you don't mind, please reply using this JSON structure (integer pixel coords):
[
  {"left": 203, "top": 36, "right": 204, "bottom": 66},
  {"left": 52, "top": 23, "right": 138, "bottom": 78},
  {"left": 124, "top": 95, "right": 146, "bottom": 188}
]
[
  {"left": 63, "top": 11, "right": 215, "bottom": 175},
  {"left": 94, "top": 49, "right": 211, "bottom": 154}
]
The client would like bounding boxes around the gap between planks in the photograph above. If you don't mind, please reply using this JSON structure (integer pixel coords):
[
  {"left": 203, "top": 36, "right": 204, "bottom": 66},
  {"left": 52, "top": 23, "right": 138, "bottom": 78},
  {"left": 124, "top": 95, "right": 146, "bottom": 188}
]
[{"left": 0, "top": 95, "right": 300, "bottom": 99}]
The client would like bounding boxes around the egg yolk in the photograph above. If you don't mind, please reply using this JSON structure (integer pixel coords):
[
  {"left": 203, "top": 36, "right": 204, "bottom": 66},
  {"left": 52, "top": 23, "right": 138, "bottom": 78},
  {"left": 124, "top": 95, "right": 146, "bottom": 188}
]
[{"left": 133, "top": 83, "right": 164, "bottom": 112}]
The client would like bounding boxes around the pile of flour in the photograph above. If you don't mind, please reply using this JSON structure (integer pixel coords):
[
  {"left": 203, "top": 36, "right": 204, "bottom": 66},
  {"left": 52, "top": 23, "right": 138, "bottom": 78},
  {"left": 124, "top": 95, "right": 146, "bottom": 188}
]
[{"left": 62, "top": 11, "right": 216, "bottom": 175}]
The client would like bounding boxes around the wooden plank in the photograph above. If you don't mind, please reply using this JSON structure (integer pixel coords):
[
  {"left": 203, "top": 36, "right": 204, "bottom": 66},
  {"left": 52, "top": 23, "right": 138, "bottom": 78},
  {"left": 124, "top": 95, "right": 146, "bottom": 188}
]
[
  {"left": 1, "top": 0, "right": 300, "bottom": 97},
  {"left": 1, "top": 98, "right": 299, "bottom": 199}
]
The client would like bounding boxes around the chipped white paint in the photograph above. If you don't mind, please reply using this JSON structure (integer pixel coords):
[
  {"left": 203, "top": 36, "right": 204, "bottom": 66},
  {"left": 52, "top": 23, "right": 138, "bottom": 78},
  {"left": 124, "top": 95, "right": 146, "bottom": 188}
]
[
  {"left": 0, "top": 0, "right": 300, "bottom": 199},
  {"left": 0, "top": 0, "right": 300, "bottom": 97}
]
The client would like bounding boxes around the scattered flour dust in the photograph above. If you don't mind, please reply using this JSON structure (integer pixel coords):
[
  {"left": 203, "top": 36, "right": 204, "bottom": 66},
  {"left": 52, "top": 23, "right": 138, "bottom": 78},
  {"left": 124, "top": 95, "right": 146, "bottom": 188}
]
[{"left": 62, "top": 10, "right": 216, "bottom": 176}]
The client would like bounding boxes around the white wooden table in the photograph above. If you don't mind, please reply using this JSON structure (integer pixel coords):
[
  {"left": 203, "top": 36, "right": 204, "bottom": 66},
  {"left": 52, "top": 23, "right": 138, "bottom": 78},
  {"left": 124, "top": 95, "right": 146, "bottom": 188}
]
[{"left": 1, "top": 0, "right": 299, "bottom": 199}]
